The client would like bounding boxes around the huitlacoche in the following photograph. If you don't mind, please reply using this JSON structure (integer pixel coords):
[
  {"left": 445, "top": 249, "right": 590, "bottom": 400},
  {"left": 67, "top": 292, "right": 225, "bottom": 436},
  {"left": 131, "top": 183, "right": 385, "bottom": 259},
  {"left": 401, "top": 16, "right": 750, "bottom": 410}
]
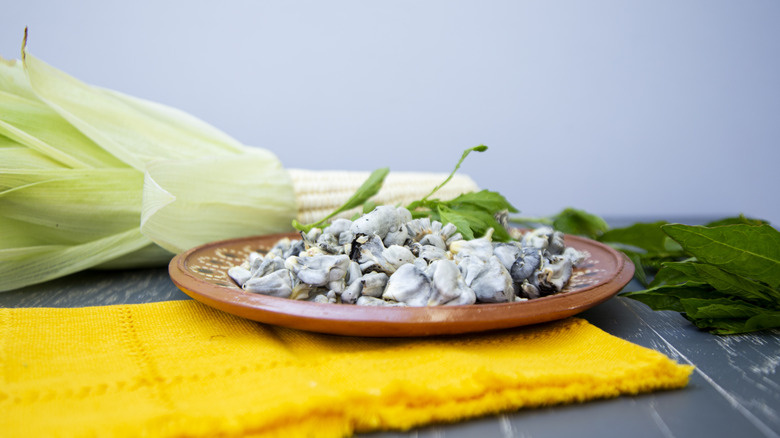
[{"left": 229, "top": 207, "right": 585, "bottom": 306}]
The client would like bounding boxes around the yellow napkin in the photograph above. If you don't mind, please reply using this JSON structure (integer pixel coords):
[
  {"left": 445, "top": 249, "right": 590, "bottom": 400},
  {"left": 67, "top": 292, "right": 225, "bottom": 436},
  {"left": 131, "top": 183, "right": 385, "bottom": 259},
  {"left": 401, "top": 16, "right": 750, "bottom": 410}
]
[{"left": 0, "top": 300, "right": 692, "bottom": 437}]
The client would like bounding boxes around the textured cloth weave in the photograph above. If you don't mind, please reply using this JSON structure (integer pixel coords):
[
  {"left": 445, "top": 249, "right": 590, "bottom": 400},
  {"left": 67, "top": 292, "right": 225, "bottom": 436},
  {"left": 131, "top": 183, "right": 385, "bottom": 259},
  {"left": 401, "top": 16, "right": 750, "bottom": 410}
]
[{"left": 0, "top": 300, "right": 692, "bottom": 437}]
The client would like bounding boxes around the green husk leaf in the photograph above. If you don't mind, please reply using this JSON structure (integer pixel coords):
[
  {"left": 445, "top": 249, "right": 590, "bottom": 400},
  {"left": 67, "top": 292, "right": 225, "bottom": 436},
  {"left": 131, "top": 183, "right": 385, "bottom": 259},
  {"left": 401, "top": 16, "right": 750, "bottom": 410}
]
[
  {"left": 93, "top": 243, "right": 176, "bottom": 270},
  {"left": 0, "top": 135, "right": 64, "bottom": 169},
  {"left": 22, "top": 49, "right": 245, "bottom": 170},
  {"left": 0, "top": 56, "right": 36, "bottom": 100},
  {"left": 0, "top": 61, "right": 125, "bottom": 169},
  {"left": 662, "top": 223, "right": 780, "bottom": 288},
  {"left": 1, "top": 168, "right": 145, "bottom": 243},
  {"left": 0, "top": 36, "right": 300, "bottom": 291},
  {"left": 141, "top": 150, "right": 297, "bottom": 253},
  {"left": 0, "top": 227, "right": 152, "bottom": 292}
]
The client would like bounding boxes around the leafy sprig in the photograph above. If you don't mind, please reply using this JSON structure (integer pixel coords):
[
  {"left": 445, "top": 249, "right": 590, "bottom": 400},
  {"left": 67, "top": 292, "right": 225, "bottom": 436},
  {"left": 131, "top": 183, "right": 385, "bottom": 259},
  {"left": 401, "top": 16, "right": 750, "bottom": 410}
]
[
  {"left": 512, "top": 208, "right": 609, "bottom": 240},
  {"left": 516, "top": 210, "right": 779, "bottom": 334},
  {"left": 292, "top": 145, "right": 518, "bottom": 241},
  {"left": 292, "top": 149, "right": 780, "bottom": 335},
  {"left": 408, "top": 189, "right": 517, "bottom": 241},
  {"left": 292, "top": 167, "right": 389, "bottom": 233},
  {"left": 621, "top": 223, "right": 780, "bottom": 334},
  {"left": 404, "top": 145, "right": 517, "bottom": 242}
]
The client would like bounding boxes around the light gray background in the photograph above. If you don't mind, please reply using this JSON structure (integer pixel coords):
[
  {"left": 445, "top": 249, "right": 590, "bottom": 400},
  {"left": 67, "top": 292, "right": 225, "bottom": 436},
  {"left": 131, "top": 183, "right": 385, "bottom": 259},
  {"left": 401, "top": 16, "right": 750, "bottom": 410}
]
[{"left": 3, "top": 1, "right": 779, "bottom": 225}]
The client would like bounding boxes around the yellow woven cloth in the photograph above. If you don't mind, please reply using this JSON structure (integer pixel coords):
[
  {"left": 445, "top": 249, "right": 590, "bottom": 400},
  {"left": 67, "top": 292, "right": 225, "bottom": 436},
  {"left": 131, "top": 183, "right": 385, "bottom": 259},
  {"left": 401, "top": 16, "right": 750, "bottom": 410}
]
[{"left": 0, "top": 300, "right": 692, "bottom": 437}]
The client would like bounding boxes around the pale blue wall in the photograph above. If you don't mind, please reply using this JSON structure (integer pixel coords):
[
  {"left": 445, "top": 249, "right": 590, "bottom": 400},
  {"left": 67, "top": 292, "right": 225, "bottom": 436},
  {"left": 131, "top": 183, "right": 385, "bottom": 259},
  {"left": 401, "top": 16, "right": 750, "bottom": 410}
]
[{"left": 4, "top": 1, "right": 779, "bottom": 224}]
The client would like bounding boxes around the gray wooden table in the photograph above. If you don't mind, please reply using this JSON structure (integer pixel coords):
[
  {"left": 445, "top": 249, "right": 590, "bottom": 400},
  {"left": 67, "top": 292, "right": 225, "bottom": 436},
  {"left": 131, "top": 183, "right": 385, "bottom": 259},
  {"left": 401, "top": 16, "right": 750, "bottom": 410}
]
[{"left": 2, "top": 219, "right": 778, "bottom": 438}]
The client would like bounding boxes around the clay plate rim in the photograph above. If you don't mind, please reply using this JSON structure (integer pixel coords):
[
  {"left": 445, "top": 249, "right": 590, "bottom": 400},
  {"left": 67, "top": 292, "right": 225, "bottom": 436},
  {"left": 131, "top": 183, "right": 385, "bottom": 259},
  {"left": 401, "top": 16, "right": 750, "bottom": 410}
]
[{"left": 169, "top": 232, "right": 634, "bottom": 337}]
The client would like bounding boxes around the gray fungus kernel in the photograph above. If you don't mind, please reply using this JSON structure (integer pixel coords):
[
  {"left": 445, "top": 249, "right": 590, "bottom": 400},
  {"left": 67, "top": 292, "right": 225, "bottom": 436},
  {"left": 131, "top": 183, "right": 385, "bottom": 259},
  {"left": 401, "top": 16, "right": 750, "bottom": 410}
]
[{"left": 229, "top": 207, "right": 584, "bottom": 306}]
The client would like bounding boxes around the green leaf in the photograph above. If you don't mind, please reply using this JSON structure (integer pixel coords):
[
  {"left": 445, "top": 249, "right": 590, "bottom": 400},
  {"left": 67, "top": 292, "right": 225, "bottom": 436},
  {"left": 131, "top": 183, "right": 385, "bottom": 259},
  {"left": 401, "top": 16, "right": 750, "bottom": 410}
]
[
  {"left": 621, "top": 282, "right": 720, "bottom": 312},
  {"left": 411, "top": 188, "right": 515, "bottom": 243},
  {"left": 599, "top": 221, "right": 673, "bottom": 253},
  {"left": 509, "top": 208, "right": 608, "bottom": 238},
  {"left": 439, "top": 205, "right": 512, "bottom": 242},
  {"left": 649, "top": 262, "right": 700, "bottom": 287},
  {"left": 578, "top": 215, "right": 780, "bottom": 335},
  {"left": 597, "top": 221, "right": 684, "bottom": 285},
  {"left": 684, "top": 317, "right": 753, "bottom": 335},
  {"left": 293, "top": 167, "right": 389, "bottom": 232},
  {"left": 662, "top": 224, "right": 780, "bottom": 288},
  {"left": 684, "top": 311, "right": 780, "bottom": 335},
  {"left": 551, "top": 208, "right": 609, "bottom": 239},
  {"left": 336, "top": 168, "right": 389, "bottom": 212},
  {"left": 680, "top": 297, "right": 768, "bottom": 319},
  {"left": 745, "top": 312, "right": 780, "bottom": 332},
  {"left": 471, "top": 211, "right": 512, "bottom": 242},
  {"left": 705, "top": 215, "right": 768, "bottom": 227},
  {"left": 409, "top": 205, "right": 441, "bottom": 222},
  {"left": 362, "top": 200, "right": 378, "bottom": 214},
  {"left": 622, "top": 251, "right": 649, "bottom": 287},
  {"left": 445, "top": 190, "right": 518, "bottom": 214},
  {"left": 437, "top": 205, "right": 475, "bottom": 240},
  {"left": 624, "top": 257, "right": 780, "bottom": 335},
  {"left": 417, "top": 145, "right": 487, "bottom": 203},
  {"left": 688, "top": 263, "right": 778, "bottom": 305}
]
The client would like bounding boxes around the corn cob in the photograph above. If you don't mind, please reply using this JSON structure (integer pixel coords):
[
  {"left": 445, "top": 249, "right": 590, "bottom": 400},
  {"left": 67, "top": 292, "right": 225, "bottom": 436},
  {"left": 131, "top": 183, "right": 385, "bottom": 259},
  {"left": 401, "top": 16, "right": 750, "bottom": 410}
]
[{"left": 288, "top": 169, "right": 479, "bottom": 225}]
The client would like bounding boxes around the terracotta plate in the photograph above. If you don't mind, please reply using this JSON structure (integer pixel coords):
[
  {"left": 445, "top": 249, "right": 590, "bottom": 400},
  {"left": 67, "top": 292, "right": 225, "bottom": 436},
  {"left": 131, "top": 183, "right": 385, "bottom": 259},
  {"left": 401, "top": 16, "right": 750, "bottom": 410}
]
[{"left": 169, "top": 232, "right": 634, "bottom": 337}]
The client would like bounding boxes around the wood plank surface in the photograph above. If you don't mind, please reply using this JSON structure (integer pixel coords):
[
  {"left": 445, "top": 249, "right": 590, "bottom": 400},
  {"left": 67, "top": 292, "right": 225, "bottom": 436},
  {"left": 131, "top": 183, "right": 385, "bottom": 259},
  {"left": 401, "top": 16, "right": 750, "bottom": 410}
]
[{"left": 2, "top": 222, "right": 778, "bottom": 438}]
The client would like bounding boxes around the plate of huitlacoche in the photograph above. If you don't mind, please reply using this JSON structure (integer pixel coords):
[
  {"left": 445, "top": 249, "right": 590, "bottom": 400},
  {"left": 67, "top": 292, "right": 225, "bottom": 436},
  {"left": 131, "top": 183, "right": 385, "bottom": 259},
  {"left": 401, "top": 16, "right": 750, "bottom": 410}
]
[{"left": 169, "top": 206, "right": 634, "bottom": 337}]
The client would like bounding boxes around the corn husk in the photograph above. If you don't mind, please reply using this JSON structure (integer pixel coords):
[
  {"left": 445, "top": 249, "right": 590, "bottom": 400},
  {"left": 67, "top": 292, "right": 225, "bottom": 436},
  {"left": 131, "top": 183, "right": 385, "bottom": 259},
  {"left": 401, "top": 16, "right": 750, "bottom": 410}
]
[
  {"left": 0, "top": 40, "right": 297, "bottom": 292},
  {"left": 0, "top": 35, "right": 480, "bottom": 292}
]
